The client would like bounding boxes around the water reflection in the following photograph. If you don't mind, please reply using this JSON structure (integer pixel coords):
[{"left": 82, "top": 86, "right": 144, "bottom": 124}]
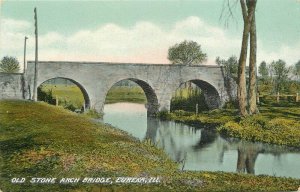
[
  {"left": 103, "top": 103, "right": 300, "bottom": 178},
  {"left": 236, "top": 142, "right": 261, "bottom": 174}
]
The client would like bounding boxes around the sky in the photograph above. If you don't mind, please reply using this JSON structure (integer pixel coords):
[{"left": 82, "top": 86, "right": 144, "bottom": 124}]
[{"left": 0, "top": 0, "right": 300, "bottom": 71}]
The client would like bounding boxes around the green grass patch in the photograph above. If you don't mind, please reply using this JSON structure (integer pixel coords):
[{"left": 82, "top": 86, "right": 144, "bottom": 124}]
[
  {"left": 218, "top": 109, "right": 300, "bottom": 147},
  {"left": 162, "top": 106, "right": 300, "bottom": 147},
  {"left": 158, "top": 109, "right": 237, "bottom": 125},
  {"left": 105, "top": 86, "right": 146, "bottom": 104},
  {"left": 1, "top": 100, "right": 299, "bottom": 191},
  {"left": 41, "top": 84, "right": 85, "bottom": 109},
  {"left": 40, "top": 84, "right": 147, "bottom": 107}
]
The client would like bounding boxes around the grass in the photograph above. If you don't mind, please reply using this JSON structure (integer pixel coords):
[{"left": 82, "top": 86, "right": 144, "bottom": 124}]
[
  {"left": 1, "top": 100, "right": 299, "bottom": 191},
  {"left": 161, "top": 105, "right": 300, "bottom": 147},
  {"left": 218, "top": 106, "right": 300, "bottom": 147},
  {"left": 41, "top": 84, "right": 84, "bottom": 109},
  {"left": 105, "top": 86, "right": 146, "bottom": 104},
  {"left": 40, "top": 84, "right": 147, "bottom": 107}
]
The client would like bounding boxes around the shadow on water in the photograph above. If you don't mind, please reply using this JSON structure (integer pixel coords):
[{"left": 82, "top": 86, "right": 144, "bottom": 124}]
[{"left": 103, "top": 103, "right": 300, "bottom": 179}]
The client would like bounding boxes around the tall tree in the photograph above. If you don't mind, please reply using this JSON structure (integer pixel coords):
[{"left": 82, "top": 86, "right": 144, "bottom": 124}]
[
  {"left": 216, "top": 55, "right": 238, "bottom": 82},
  {"left": 293, "top": 60, "right": 300, "bottom": 81},
  {"left": 248, "top": 0, "right": 258, "bottom": 114},
  {"left": 168, "top": 40, "right": 207, "bottom": 65},
  {"left": 0, "top": 56, "right": 20, "bottom": 73},
  {"left": 237, "top": 0, "right": 257, "bottom": 117},
  {"left": 271, "top": 59, "right": 290, "bottom": 93},
  {"left": 258, "top": 61, "right": 268, "bottom": 81}
]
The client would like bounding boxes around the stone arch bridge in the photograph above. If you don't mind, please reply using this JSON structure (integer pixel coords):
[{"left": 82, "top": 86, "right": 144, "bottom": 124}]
[{"left": 25, "top": 61, "right": 235, "bottom": 116}]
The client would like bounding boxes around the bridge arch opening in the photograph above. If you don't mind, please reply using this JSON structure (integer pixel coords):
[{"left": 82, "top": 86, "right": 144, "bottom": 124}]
[
  {"left": 171, "top": 79, "right": 221, "bottom": 113},
  {"left": 104, "top": 78, "right": 159, "bottom": 116},
  {"left": 37, "top": 77, "right": 90, "bottom": 112}
]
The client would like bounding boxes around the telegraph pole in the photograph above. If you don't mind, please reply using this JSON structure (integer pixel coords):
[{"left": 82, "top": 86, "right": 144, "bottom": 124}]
[
  {"left": 23, "top": 36, "right": 28, "bottom": 73},
  {"left": 22, "top": 36, "right": 28, "bottom": 99},
  {"left": 32, "top": 7, "right": 38, "bottom": 101}
]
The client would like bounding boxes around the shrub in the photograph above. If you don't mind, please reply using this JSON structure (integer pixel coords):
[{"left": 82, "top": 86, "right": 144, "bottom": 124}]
[
  {"left": 157, "top": 110, "right": 171, "bottom": 120},
  {"left": 84, "top": 108, "right": 103, "bottom": 119},
  {"left": 37, "top": 86, "right": 56, "bottom": 105},
  {"left": 218, "top": 115, "right": 300, "bottom": 147},
  {"left": 223, "top": 100, "right": 238, "bottom": 109},
  {"left": 171, "top": 88, "right": 208, "bottom": 112}
]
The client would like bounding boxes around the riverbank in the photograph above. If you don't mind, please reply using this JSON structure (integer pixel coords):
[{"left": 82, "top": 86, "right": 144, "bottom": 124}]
[
  {"left": 159, "top": 106, "right": 300, "bottom": 147},
  {"left": 0, "top": 100, "right": 299, "bottom": 191}
]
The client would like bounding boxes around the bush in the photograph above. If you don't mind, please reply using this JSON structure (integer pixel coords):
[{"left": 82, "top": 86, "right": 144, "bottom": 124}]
[
  {"left": 156, "top": 110, "right": 170, "bottom": 120},
  {"left": 218, "top": 115, "right": 300, "bottom": 147},
  {"left": 173, "top": 110, "right": 193, "bottom": 116},
  {"left": 84, "top": 108, "right": 103, "bottom": 119},
  {"left": 223, "top": 100, "right": 238, "bottom": 109},
  {"left": 171, "top": 88, "right": 208, "bottom": 112},
  {"left": 37, "top": 86, "right": 56, "bottom": 105}
]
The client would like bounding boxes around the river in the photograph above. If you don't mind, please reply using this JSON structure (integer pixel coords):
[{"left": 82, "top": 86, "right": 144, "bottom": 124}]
[{"left": 102, "top": 102, "right": 300, "bottom": 179}]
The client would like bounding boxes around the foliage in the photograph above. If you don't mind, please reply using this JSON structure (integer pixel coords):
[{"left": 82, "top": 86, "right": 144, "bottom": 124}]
[
  {"left": 293, "top": 60, "right": 300, "bottom": 81},
  {"left": 216, "top": 55, "right": 238, "bottom": 82},
  {"left": 258, "top": 61, "right": 269, "bottom": 81},
  {"left": 37, "top": 86, "right": 56, "bottom": 105},
  {"left": 0, "top": 56, "right": 20, "bottom": 73},
  {"left": 218, "top": 114, "right": 300, "bottom": 147},
  {"left": 58, "top": 99, "right": 77, "bottom": 111},
  {"left": 156, "top": 110, "right": 169, "bottom": 120},
  {"left": 160, "top": 109, "right": 237, "bottom": 125},
  {"left": 171, "top": 87, "right": 208, "bottom": 113},
  {"left": 83, "top": 108, "right": 103, "bottom": 119},
  {"left": 271, "top": 59, "right": 291, "bottom": 93},
  {"left": 257, "top": 60, "right": 300, "bottom": 95},
  {"left": 223, "top": 100, "right": 239, "bottom": 109},
  {"left": 168, "top": 40, "right": 207, "bottom": 65}
]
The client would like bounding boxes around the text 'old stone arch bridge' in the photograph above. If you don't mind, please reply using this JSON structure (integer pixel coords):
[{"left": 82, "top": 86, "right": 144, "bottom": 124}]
[{"left": 25, "top": 61, "right": 235, "bottom": 116}]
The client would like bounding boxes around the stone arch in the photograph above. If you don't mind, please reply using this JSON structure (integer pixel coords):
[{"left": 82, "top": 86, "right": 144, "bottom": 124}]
[
  {"left": 176, "top": 79, "right": 221, "bottom": 110},
  {"left": 104, "top": 78, "right": 159, "bottom": 116},
  {"left": 37, "top": 77, "right": 90, "bottom": 109}
]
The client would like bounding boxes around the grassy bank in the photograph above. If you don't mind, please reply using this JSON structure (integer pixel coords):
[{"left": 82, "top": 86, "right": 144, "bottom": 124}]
[
  {"left": 1, "top": 100, "right": 299, "bottom": 191},
  {"left": 160, "top": 106, "right": 300, "bottom": 147}
]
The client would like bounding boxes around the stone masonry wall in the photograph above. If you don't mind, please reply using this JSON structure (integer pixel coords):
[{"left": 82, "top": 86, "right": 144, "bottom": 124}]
[
  {"left": 0, "top": 73, "right": 23, "bottom": 99},
  {"left": 25, "top": 61, "right": 236, "bottom": 115}
]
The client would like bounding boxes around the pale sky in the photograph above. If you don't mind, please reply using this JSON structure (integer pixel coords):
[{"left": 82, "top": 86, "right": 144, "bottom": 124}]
[{"left": 0, "top": 0, "right": 300, "bottom": 71}]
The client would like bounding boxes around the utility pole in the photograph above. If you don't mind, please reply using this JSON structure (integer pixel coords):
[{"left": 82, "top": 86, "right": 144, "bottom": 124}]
[
  {"left": 32, "top": 7, "right": 38, "bottom": 101},
  {"left": 22, "top": 36, "right": 28, "bottom": 99},
  {"left": 23, "top": 36, "right": 28, "bottom": 73}
]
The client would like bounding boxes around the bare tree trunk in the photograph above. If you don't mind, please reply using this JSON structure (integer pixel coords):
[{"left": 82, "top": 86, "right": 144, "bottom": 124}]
[
  {"left": 237, "top": 0, "right": 250, "bottom": 117},
  {"left": 237, "top": 0, "right": 256, "bottom": 117},
  {"left": 248, "top": 10, "right": 259, "bottom": 114}
]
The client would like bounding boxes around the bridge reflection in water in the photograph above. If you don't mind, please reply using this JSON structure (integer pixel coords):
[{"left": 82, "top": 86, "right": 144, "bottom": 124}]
[{"left": 103, "top": 103, "right": 300, "bottom": 179}]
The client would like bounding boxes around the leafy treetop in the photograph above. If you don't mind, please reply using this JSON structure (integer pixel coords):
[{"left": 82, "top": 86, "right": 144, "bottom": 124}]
[{"left": 168, "top": 40, "right": 207, "bottom": 65}]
